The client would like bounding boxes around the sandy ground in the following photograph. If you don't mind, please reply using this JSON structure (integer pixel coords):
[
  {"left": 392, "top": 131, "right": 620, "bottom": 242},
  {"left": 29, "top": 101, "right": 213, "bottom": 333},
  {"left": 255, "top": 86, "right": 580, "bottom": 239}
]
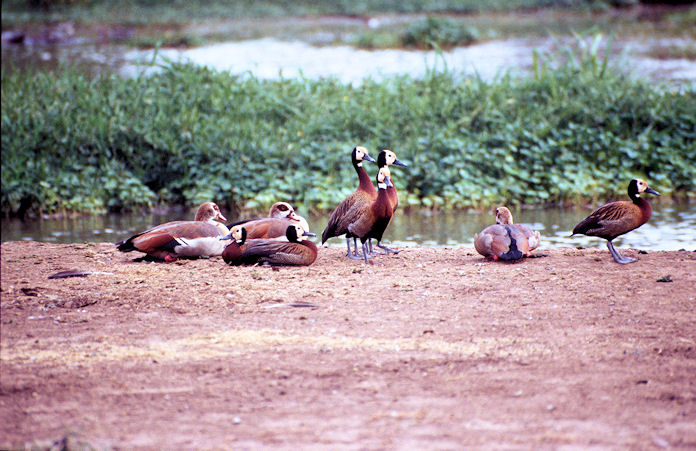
[{"left": 1, "top": 241, "right": 695, "bottom": 449}]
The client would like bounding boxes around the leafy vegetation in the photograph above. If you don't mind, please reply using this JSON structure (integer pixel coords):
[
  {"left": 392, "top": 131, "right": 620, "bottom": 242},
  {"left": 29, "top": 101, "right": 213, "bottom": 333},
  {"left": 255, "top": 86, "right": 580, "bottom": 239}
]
[{"left": 2, "top": 38, "right": 695, "bottom": 217}]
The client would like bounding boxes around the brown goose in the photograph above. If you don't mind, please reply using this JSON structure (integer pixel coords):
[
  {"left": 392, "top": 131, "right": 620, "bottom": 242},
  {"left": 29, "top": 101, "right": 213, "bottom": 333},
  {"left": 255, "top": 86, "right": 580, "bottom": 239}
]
[
  {"left": 348, "top": 166, "right": 394, "bottom": 264},
  {"left": 116, "top": 202, "right": 229, "bottom": 262},
  {"left": 222, "top": 224, "right": 317, "bottom": 266},
  {"left": 572, "top": 178, "right": 659, "bottom": 264},
  {"left": 322, "top": 146, "right": 377, "bottom": 259},
  {"left": 474, "top": 207, "right": 541, "bottom": 261}
]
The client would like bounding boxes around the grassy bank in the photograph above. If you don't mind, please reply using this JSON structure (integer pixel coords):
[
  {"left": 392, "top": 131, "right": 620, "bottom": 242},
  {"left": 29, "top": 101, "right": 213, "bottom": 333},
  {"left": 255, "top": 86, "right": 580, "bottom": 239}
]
[{"left": 2, "top": 43, "right": 695, "bottom": 217}]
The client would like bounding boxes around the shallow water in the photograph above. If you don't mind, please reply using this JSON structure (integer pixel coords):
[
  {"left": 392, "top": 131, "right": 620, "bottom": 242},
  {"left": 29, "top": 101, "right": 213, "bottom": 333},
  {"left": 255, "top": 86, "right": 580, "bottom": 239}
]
[
  {"left": 4, "top": 35, "right": 695, "bottom": 84},
  {"left": 125, "top": 37, "right": 696, "bottom": 83},
  {"left": 2, "top": 203, "right": 694, "bottom": 252}
]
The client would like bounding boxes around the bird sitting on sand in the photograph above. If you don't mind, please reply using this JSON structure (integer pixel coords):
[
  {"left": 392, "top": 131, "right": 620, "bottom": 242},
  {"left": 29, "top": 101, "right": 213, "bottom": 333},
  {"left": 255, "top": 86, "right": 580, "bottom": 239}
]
[
  {"left": 221, "top": 224, "right": 318, "bottom": 266},
  {"left": 474, "top": 207, "right": 540, "bottom": 261},
  {"left": 116, "top": 202, "right": 229, "bottom": 262}
]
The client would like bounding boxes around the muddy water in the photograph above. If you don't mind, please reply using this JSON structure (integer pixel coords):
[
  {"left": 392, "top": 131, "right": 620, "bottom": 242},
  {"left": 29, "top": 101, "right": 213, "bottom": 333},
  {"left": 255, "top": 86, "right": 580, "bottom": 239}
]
[{"left": 2, "top": 203, "right": 694, "bottom": 251}]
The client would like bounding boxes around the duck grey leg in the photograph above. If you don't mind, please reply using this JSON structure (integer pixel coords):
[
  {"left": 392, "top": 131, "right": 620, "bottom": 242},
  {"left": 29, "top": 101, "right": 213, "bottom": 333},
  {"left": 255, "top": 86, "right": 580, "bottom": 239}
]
[
  {"left": 346, "top": 237, "right": 364, "bottom": 260},
  {"left": 607, "top": 241, "right": 636, "bottom": 264}
]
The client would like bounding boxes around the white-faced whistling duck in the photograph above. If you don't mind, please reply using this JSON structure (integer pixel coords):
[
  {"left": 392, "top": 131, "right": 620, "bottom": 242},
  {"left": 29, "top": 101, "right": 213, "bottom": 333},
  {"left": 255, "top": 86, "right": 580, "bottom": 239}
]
[
  {"left": 572, "top": 178, "right": 659, "bottom": 264},
  {"left": 348, "top": 166, "right": 394, "bottom": 264},
  {"left": 321, "top": 146, "right": 378, "bottom": 259},
  {"left": 369, "top": 149, "right": 408, "bottom": 255},
  {"left": 222, "top": 224, "right": 317, "bottom": 266}
]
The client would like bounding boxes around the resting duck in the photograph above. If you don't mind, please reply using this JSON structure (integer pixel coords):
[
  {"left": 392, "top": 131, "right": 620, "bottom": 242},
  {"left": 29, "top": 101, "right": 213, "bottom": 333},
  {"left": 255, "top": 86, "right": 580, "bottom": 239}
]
[
  {"left": 116, "top": 202, "right": 229, "bottom": 262},
  {"left": 322, "top": 146, "right": 377, "bottom": 259},
  {"left": 229, "top": 201, "right": 309, "bottom": 240},
  {"left": 348, "top": 166, "right": 395, "bottom": 264},
  {"left": 222, "top": 224, "right": 317, "bottom": 266},
  {"left": 572, "top": 178, "right": 659, "bottom": 264},
  {"left": 370, "top": 149, "right": 408, "bottom": 255},
  {"left": 474, "top": 207, "right": 541, "bottom": 261}
]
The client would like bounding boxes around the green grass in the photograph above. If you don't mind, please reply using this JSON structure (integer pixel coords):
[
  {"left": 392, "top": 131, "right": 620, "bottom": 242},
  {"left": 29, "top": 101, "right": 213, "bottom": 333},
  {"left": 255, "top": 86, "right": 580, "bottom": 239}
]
[{"left": 2, "top": 37, "right": 695, "bottom": 217}]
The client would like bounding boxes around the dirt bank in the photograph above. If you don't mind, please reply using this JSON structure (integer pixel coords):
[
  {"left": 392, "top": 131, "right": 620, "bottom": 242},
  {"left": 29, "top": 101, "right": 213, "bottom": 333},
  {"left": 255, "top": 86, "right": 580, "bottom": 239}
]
[{"left": 1, "top": 241, "right": 695, "bottom": 449}]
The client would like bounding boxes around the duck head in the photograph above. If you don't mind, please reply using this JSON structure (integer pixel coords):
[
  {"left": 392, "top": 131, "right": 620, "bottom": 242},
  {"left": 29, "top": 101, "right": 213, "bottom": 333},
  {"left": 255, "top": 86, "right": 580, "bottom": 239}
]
[
  {"left": 377, "top": 149, "right": 408, "bottom": 168},
  {"left": 286, "top": 224, "right": 316, "bottom": 243},
  {"left": 376, "top": 166, "right": 394, "bottom": 189},
  {"left": 269, "top": 202, "right": 299, "bottom": 220},
  {"left": 495, "top": 207, "right": 514, "bottom": 225},
  {"left": 220, "top": 225, "right": 247, "bottom": 244},
  {"left": 352, "top": 146, "right": 377, "bottom": 167},
  {"left": 196, "top": 202, "right": 227, "bottom": 223},
  {"left": 628, "top": 179, "right": 660, "bottom": 199}
]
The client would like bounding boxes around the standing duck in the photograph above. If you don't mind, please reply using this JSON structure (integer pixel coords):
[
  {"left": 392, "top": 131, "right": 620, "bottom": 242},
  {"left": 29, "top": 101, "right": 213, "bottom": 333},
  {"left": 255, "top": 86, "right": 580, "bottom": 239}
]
[
  {"left": 322, "top": 146, "right": 377, "bottom": 259},
  {"left": 572, "top": 178, "right": 659, "bottom": 264},
  {"left": 474, "top": 207, "right": 541, "bottom": 261},
  {"left": 348, "top": 166, "right": 395, "bottom": 264},
  {"left": 221, "top": 224, "right": 317, "bottom": 266},
  {"left": 116, "top": 202, "right": 229, "bottom": 262},
  {"left": 229, "top": 201, "right": 309, "bottom": 240},
  {"left": 370, "top": 149, "right": 408, "bottom": 255}
]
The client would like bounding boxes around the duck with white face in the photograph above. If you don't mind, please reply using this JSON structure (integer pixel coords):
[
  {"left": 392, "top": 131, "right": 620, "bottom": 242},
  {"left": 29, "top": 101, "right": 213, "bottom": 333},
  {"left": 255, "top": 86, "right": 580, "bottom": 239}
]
[
  {"left": 221, "top": 224, "right": 318, "bottom": 266},
  {"left": 347, "top": 166, "right": 395, "bottom": 264},
  {"left": 368, "top": 149, "right": 408, "bottom": 256},
  {"left": 572, "top": 178, "right": 659, "bottom": 264},
  {"left": 322, "top": 146, "right": 378, "bottom": 260}
]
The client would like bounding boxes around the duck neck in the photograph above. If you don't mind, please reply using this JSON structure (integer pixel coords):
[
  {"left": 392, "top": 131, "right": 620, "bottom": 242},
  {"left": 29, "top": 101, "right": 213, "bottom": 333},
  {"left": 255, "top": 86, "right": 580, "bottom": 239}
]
[
  {"left": 355, "top": 160, "right": 376, "bottom": 195},
  {"left": 633, "top": 195, "right": 653, "bottom": 222}
]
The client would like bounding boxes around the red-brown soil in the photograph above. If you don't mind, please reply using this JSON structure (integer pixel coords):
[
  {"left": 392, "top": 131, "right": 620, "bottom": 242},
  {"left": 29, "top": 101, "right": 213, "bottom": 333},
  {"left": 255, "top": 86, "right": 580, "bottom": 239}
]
[{"left": 1, "top": 241, "right": 695, "bottom": 449}]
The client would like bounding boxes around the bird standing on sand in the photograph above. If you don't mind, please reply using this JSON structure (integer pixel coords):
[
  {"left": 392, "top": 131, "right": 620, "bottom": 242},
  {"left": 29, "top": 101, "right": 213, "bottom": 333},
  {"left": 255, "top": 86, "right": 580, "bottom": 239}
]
[
  {"left": 571, "top": 178, "right": 659, "bottom": 264},
  {"left": 369, "top": 149, "right": 407, "bottom": 255},
  {"left": 348, "top": 166, "right": 395, "bottom": 264},
  {"left": 322, "top": 146, "right": 378, "bottom": 259},
  {"left": 474, "top": 206, "right": 540, "bottom": 261}
]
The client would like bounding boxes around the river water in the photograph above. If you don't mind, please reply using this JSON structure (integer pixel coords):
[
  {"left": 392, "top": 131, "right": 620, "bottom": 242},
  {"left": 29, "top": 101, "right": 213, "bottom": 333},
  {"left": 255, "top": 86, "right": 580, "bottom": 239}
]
[{"left": 2, "top": 202, "right": 694, "bottom": 251}]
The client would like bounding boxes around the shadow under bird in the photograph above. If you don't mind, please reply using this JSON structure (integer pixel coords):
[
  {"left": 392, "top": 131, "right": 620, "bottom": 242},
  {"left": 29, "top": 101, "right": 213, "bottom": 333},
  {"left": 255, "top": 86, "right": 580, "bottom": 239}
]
[
  {"left": 228, "top": 201, "right": 309, "bottom": 240},
  {"left": 322, "top": 146, "right": 377, "bottom": 259},
  {"left": 347, "top": 166, "right": 395, "bottom": 264},
  {"left": 221, "top": 224, "right": 318, "bottom": 266},
  {"left": 571, "top": 178, "right": 659, "bottom": 264},
  {"left": 474, "top": 207, "right": 541, "bottom": 261},
  {"left": 115, "top": 202, "right": 229, "bottom": 262}
]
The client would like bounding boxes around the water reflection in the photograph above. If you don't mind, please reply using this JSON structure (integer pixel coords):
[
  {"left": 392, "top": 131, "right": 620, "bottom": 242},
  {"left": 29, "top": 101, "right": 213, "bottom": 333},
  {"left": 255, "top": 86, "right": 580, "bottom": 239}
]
[{"left": 2, "top": 203, "right": 694, "bottom": 251}]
